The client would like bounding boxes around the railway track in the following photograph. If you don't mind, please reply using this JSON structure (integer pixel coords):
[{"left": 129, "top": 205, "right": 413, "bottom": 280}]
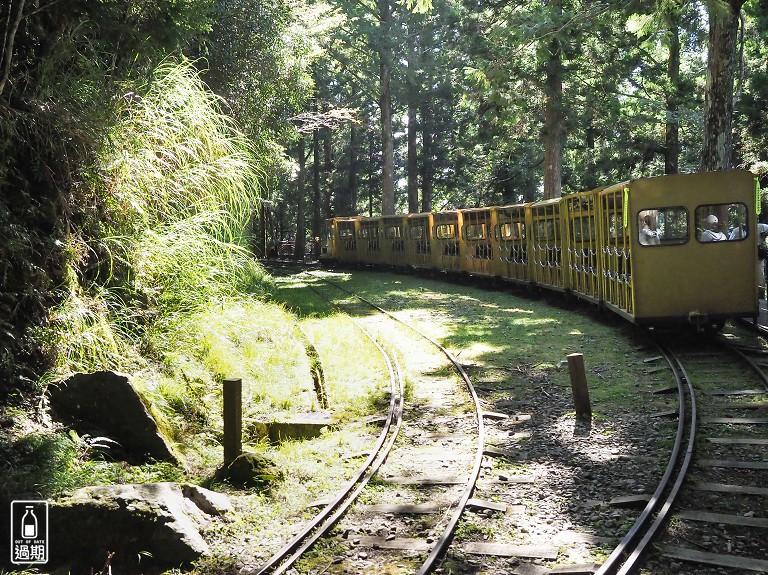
[
  {"left": 637, "top": 332, "right": 768, "bottom": 574},
  {"left": 256, "top": 268, "right": 486, "bottom": 574},
  {"left": 260, "top": 264, "right": 768, "bottom": 574},
  {"left": 265, "top": 268, "right": 680, "bottom": 574}
]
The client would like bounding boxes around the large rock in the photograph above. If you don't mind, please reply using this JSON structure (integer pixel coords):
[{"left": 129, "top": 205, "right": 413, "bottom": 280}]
[
  {"left": 49, "top": 482, "right": 231, "bottom": 573},
  {"left": 48, "top": 370, "right": 178, "bottom": 463},
  {"left": 216, "top": 451, "right": 284, "bottom": 489}
]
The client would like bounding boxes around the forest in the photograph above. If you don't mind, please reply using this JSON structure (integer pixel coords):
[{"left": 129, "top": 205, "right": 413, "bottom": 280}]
[{"left": 0, "top": 0, "right": 767, "bottom": 410}]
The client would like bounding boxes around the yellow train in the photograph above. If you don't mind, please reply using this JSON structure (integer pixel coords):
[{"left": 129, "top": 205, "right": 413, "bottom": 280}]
[{"left": 320, "top": 170, "right": 761, "bottom": 330}]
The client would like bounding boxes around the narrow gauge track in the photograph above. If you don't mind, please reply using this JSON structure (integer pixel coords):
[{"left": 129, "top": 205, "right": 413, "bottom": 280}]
[
  {"left": 255, "top": 274, "right": 406, "bottom": 575},
  {"left": 256, "top": 266, "right": 486, "bottom": 575},
  {"left": 636, "top": 334, "right": 768, "bottom": 574},
  {"left": 263, "top": 264, "right": 768, "bottom": 574}
]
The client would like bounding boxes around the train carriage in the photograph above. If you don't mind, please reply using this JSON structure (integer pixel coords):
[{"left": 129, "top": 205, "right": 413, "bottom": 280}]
[
  {"left": 432, "top": 211, "right": 462, "bottom": 272},
  {"left": 564, "top": 190, "right": 602, "bottom": 303},
  {"left": 381, "top": 215, "right": 408, "bottom": 267},
  {"left": 405, "top": 213, "right": 433, "bottom": 269},
  {"left": 332, "top": 217, "right": 360, "bottom": 265},
  {"left": 530, "top": 198, "right": 566, "bottom": 291},
  {"left": 625, "top": 170, "right": 758, "bottom": 328},
  {"left": 356, "top": 218, "right": 385, "bottom": 265},
  {"left": 494, "top": 205, "right": 530, "bottom": 284},
  {"left": 459, "top": 208, "right": 494, "bottom": 277},
  {"left": 597, "top": 184, "right": 634, "bottom": 318}
]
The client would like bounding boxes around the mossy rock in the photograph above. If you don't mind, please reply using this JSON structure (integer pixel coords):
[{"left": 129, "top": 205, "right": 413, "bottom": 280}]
[{"left": 216, "top": 452, "right": 283, "bottom": 489}]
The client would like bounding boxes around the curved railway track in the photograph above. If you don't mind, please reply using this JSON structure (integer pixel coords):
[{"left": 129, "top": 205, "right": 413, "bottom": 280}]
[
  {"left": 259, "top": 264, "right": 768, "bottom": 574},
  {"left": 639, "top": 333, "right": 768, "bottom": 574},
  {"left": 256, "top": 268, "right": 486, "bottom": 575}
]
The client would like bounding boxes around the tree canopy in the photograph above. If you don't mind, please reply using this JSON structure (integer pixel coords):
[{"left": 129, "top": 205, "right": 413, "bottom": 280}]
[{"left": 1, "top": 0, "right": 767, "bottom": 390}]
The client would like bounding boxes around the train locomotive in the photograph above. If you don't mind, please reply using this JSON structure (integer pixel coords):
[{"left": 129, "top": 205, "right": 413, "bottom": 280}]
[{"left": 320, "top": 170, "right": 761, "bottom": 331}]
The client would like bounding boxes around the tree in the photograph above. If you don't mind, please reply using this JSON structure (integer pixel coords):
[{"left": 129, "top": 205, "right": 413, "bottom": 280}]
[{"left": 700, "top": 0, "right": 748, "bottom": 170}]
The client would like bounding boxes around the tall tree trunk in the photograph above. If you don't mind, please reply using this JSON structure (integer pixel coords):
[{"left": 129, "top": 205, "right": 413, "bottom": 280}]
[
  {"left": 700, "top": 0, "right": 746, "bottom": 171},
  {"left": 665, "top": 7, "right": 681, "bottom": 174},
  {"left": 379, "top": 0, "right": 395, "bottom": 215},
  {"left": 368, "top": 132, "right": 376, "bottom": 217},
  {"left": 542, "top": 0, "right": 564, "bottom": 199},
  {"left": 346, "top": 125, "right": 359, "bottom": 215},
  {"left": 406, "top": 27, "right": 419, "bottom": 214},
  {"left": 295, "top": 138, "right": 307, "bottom": 259},
  {"left": 420, "top": 101, "right": 433, "bottom": 214},
  {"left": 312, "top": 125, "right": 321, "bottom": 253},
  {"left": 323, "top": 125, "right": 333, "bottom": 220}
]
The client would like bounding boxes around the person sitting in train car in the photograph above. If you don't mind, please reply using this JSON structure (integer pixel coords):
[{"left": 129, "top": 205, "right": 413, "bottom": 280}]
[
  {"left": 699, "top": 215, "right": 727, "bottom": 242},
  {"left": 638, "top": 215, "right": 661, "bottom": 246}
]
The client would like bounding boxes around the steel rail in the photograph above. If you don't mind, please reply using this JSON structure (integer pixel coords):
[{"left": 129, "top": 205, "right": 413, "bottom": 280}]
[
  {"left": 255, "top": 284, "right": 405, "bottom": 575},
  {"left": 721, "top": 339, "right": 768, "bottom": 391},
  {"left": 595, "top": 340, "right": 697, "bottom": 575},
  {"left": 310, "top": 273, "right": 486, "bottom": 575}
]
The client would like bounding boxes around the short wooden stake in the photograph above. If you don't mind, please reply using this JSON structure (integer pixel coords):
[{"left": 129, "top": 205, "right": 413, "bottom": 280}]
[
  {"left": 223, "top": 377, "right": 242, "bottom": 465},
  {"left": 567, "top": 353, "right": 592, "bottom": 421}
]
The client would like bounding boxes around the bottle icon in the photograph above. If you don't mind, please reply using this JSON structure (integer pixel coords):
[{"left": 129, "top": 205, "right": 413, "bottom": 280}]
[{"left": 21, "top": 506, "right": 37, "bottom": 539}]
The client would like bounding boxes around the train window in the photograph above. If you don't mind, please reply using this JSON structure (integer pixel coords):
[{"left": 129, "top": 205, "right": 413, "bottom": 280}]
[
  {"left": 534, "top": 221, "right": 556, "bottom": 241},
  {"left": 385, "top": 226, "right": 402, "bottom": 239},
  {"left": 499, "top": 222, "right": 525, "bottom": 241},
  {"left": 637, "top": 207, "right": 688, "bottom": 246},
  {"left": 359, "top": 226, "right": 380, "bottom": 239},
  {"left": 464, "top": 223, "right": 486, "bottom": 240},
  {"left": 408, "top": 225, "right": 425, "bottom": 239},
  {"left": 695, "top": 203, "right": 748, "bottom": 243},
  {"left": 435, "top": 224, "right": 457, "bottom": 239},
  {"left": 572, "top": 217, "right": 595, "bottom": 242}
]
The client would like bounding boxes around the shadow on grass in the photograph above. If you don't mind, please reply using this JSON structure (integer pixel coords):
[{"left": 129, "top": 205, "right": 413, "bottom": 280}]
[{"left": 316, "top": 267, "right": 675, "bottom": 549}]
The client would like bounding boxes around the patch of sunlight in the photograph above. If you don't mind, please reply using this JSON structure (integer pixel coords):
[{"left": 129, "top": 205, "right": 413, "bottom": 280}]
[
  {"left": 510, "top": 317, "right": 558, "bottom": 326},
  {"left": 455, "top": 341, "right": 503, "bottom": 359},
  {"left": 569, "top": 329, "right": 584, "bottom": 335},
  {"left": 501, "top": 308, "right": 535, "bottom": 314}
]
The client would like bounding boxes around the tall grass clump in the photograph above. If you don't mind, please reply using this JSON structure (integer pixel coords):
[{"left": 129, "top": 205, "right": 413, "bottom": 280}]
[{"left": 44, "top": 58, "right": 273, "bottom": 379}]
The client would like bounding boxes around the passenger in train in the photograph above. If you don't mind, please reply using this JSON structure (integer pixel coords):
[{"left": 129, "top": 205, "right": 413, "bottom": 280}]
[
  {"left": 756, "top": 222, "right": 768, "bottom": 298},
  {"left": 638, "top": 215, "right": 661, "bottom": 245},
  {"left": 699, "top": 215, "right": 727, "bottom": 242}
]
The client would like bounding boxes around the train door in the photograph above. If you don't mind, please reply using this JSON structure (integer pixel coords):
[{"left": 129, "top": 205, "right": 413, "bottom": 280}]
[
  {"left": 460, "top": 208, "right": 494, "bottom": 277},
  {"left": 335, "top": 218, "right": 359, "bottom": 264},
  {"left": 432, "top": 212, "right": 461, "bottom": 272},
  {"left": 530, "top": 199, "right": 566, "bottom": 290},
  {"left": 564, "top": 191, "right": 600, "bottom": 302},
  {"left": 357, "top": 219, "right": 383, "bottom": 265},
  {"left": 597, "top": 184, "right": 634, "bottom": 319},
  {"left": 406, "top": 214, "right": 432, "bottom": 269},
  {"left": 494, "top": 205, "right": 530, "bottom": 283},
  {"left": 382, "top": 216, "right": 407, "bottom": 268}
]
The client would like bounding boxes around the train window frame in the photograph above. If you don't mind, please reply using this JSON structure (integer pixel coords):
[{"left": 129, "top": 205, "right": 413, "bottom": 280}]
[
  {"left": 572, "top": 216, "right": 595, "bottom": 242},
  {"left": 694, "top": 203, "right": 748, "bottom": 244},
  {"left": 408, "top": 225, "right": 426, "bottom": 239},
  {"left": 435, "top": 223, "right": 457, "bottom": 239},
  {"left": 464, "top": 223, "right": 487, "bottom": 241},
  {"left": 385, "top": 225, "right": 402, "bottom": 239},
  {"left": 636, "top": 207, "right": 689, "bottom": 247},
  {"left": 499, "top": 222, "right": 526, "bottom": 241}
]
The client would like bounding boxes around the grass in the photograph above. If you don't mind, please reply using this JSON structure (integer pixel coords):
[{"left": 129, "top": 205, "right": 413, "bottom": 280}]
[
  {"left": 2, "top": 262, "right": 687, "bottom": 573},
  {"left": 332, "top": 269, "right": 667, "bottom": 414}
]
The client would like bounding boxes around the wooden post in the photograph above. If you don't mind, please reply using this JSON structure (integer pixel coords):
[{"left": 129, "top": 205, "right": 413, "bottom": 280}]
[
  {"left": 223, "top": 377, "right": 242, "bottom": 465},
  {"left": 567, "top": 353, "right": 592, "bottom": 421}
]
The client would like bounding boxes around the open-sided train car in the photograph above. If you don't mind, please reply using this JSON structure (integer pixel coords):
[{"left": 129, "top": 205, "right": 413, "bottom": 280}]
[{"left": 321, "top": 170, "right": 760, "bottom": 329}]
